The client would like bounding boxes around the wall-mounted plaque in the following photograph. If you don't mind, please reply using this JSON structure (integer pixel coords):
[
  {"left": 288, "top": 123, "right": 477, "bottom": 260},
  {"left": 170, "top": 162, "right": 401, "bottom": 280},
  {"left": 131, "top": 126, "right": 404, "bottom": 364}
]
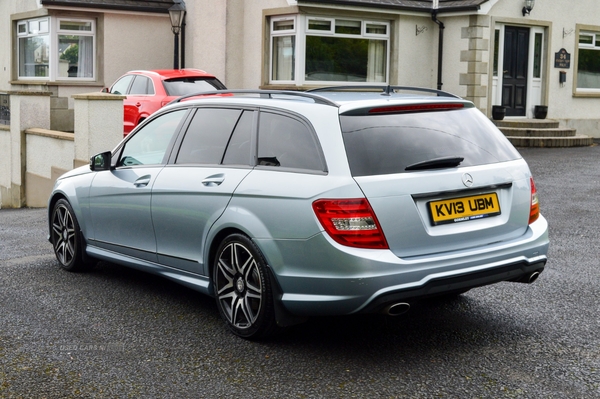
[{"left": 555, "top": 48, "right": 571, "bottom": 68}]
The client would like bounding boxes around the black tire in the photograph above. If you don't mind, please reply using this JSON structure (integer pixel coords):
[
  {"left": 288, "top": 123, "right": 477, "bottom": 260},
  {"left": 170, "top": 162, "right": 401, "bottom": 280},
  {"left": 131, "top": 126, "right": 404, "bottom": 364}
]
[
  {"left": 213, "top": 233, "right": 278, "bottom": 339},
  {"left": 50, "top": 199, "right": 89, "bottom": 272}
]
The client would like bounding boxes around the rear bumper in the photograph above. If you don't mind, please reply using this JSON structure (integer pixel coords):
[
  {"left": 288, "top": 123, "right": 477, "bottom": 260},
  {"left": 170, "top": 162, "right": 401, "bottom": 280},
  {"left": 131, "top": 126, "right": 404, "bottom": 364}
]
[
  {"left": 358, "top": 258, "right": 546, "bottom": 314},
  {"left": 257, "top": 215, "right": 549, "bottom": 317}
]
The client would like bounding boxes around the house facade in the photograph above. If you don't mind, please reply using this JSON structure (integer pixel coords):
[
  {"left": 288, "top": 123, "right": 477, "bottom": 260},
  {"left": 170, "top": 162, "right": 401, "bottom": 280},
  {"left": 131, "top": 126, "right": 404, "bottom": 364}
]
[
  {"left": 3, "top": 0, "right": 600, "bottom": 125},
  {"left": 2, "top": 0, "right": 600, "bottom": 207}
]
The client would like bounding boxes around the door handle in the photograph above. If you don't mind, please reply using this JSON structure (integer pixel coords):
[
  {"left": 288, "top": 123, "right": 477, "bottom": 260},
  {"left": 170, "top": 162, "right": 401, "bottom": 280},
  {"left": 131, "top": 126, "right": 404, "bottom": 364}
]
[
  {"left": 202, "top": 174, "right": 225, "bottom": 186},
  {"left": 135, "top": 102, "right": 141, "bottom": 107},
  {"left": 134, "top": 175, "right": 151, "bottom": 187}
]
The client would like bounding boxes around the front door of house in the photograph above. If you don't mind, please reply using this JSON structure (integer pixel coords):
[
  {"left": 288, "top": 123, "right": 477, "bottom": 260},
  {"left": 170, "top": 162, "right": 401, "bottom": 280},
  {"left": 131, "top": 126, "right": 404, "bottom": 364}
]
[{"left": 502, "top": 26, "right": 530, "bottom": 117}]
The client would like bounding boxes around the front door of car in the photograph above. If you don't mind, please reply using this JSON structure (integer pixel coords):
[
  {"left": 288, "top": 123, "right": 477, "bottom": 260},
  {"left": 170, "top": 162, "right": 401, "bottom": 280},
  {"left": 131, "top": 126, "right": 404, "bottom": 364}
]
[
  {"left": 88, "top": 109, "right": 188, "bottom": 261},
  {"left": 151, "top": 108, "right": 255, "bottom": 275}
]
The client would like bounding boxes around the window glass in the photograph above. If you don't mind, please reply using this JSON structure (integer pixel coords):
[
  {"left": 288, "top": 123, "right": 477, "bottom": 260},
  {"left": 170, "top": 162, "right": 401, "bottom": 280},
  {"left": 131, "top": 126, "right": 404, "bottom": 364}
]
[
  {"left": 117, "top": 110, "right": 187, "bottom": 167},
  {"left": 577, "top": 31, "right": 600, "bottom": 90},
  {"left": 273, "top": 19, "right": 294, "bottom": 31},
  {"left": 58, "top": 35, "right": 93, "bottom": 78},
  {"left": 176, "top": 108, "right": 242, "bottom": 164},
  {"left": 110, "top": 75, "right": 134, "bottom": 95},
  {"left": 129, "top": 76, "right": 153, "bottom": 95},
  {"left": 272, "top": 36, "right": 295, "bottom": 81},
  {"left": 493, "top": 29, "right": 500, "bottom": 77},
  {"left": 340, "top": 108, "right": 521, "bottom": 177},
  {"left": 19, "top": 35, "right": 50, "bottom": 77},
  {"left": 163, "top": 78, "right": 226, "bottom": 96},
  {"left": 308, "top": 19, "right": 331, "bottom": 32},
  {"left": 579, "top": 34, "right": 594, "bottom": 45},
  {"left": 305, "top": 36, "right": 386, "bottom": 82},
  {"left": 60, "top": 21, "right": 92, "bottom": 31},
  {"left": 257, "top": 112, "right": 324, "bottom": 171},
  {"left": 223, "top": 111, "right": 254, "bottom": 165},
  {"left": 366, "top": 23, "right": 387, "bottom": 35},
  {"left": 533, "top": 33, "right": 542, "bottom": 79},
  {"left": 335, "top": 20, "right": 361, "bottom": 35}
]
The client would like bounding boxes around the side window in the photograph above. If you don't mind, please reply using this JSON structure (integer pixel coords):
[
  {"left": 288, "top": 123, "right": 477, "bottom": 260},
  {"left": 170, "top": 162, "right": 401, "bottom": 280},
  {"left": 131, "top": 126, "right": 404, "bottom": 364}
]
[
  {"left": 223, "top": 111, "right": 254, "bottom": 165},
  {"left": 175, "top": 108, "right": 242, "bottom": 164},
  {"left": 117, "top": 109, "right": 187, "bottom": 167},
  {"left": 110, "top": 75, "right": 134, "bottom": 95},
  {"left": 257, "top": 112, "right": 325, "bottom": 171},
  {"left": 129, "top": 76, "right": 152, "bottom": 95}
]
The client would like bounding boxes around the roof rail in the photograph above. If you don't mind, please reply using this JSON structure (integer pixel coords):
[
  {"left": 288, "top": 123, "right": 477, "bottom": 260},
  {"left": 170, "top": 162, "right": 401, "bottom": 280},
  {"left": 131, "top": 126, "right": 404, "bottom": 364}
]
[
  {"left": 307, "top": 85, "right": 461, "bottom": 99},
  {"left": 168, "top": 89, "right": 339, "bottom": 107}
]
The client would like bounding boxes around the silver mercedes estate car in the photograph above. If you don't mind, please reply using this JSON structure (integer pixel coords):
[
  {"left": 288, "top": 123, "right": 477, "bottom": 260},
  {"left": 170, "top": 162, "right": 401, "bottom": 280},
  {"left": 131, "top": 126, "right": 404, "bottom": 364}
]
[{"left": 48, "top": 87, "right": 549, "bottom": 339}]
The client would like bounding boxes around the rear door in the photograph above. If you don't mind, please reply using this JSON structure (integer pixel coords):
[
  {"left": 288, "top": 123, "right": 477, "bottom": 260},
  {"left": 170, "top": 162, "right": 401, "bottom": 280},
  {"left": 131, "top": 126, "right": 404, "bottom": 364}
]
[
  {"left": 151, "top": 107, "right": 255, "bottom": 274},
  {"left": 339, "top": 104, "right": 531, "bottom": 258},
  {"left": 124, "top": 75, "right": 158, "bottom": 133}
]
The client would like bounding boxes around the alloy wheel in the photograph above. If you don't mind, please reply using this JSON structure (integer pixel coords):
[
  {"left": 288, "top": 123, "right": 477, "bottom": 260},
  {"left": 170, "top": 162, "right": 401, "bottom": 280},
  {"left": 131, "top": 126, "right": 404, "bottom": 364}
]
[
  {"left": 51, "top": 203, "right": 76, "bottom": 267},
  {"left": 215, "top": 242, "right": 263, "bottom": 330}
]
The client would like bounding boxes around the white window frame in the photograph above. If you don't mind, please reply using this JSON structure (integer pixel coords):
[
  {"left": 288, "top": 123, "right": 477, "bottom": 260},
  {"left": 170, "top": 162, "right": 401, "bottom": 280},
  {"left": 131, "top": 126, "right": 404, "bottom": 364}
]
[
  {"left": 17, "top": 16, "right": 96, "bottom": 82},
  {"left": 270, "top": 15, "right": 297, "bottom": 85},
  {"left": 576, "top": 29, "right": 600, "bottom": 93},
  {"left": 269, "top": 14, "right": 390, "bottom": 86},
  {"left": 17, "top": 17, "right": 51, "bottom": 80}
]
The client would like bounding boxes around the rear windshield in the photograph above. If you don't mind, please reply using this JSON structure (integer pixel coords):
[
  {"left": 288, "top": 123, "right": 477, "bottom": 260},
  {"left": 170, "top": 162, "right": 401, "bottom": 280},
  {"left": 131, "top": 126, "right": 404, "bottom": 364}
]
[
  {"left": 163, "top": 78, "right": 226, "bottom": 96},
  {"left": 340, "top": 107, "right": 521, "bottom": 177}
]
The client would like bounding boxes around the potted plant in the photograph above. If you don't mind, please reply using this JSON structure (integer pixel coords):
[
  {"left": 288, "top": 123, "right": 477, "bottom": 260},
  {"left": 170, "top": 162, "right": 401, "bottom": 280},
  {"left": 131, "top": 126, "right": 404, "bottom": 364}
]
[
  {"left": 534, "top": 105, "right": 548, "bottom": 119},
  {"left": 492, "top": 105, "right": 506, "bottom": 121}
]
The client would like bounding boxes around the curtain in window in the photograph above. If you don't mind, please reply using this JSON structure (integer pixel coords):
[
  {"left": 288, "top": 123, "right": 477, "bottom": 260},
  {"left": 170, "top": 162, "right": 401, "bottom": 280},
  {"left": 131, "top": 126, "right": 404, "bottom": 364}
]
[
  {"left": 272, "top": 36, "right": 295, "bottom": 81},
  {"left": 367, "top": 40, "right": 386, "bottom": 82},
  {"left": 78, "top": 36, "right": 93, "bottom": 78}
]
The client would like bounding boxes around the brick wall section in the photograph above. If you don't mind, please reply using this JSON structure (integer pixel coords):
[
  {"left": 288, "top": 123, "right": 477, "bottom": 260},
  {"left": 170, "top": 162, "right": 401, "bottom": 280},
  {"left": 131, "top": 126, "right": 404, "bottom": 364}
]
[{"left": 460, "top": 15, "right": 490, "bottom": 113}]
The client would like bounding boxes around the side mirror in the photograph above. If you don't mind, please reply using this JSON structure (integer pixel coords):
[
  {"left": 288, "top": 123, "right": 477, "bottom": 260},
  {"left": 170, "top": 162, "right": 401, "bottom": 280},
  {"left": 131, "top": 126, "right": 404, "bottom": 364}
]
[
  {"left": 90, "top": 151, "right": 112, "bottom": 171},
  {"left": 101, "top": 87, "right": 109, "bottom": 93}
]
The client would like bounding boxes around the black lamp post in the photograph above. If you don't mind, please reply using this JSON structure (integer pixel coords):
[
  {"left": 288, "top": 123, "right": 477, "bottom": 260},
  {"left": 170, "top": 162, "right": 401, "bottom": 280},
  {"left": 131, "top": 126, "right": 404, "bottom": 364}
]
[
  {"left": 169, "top": 1, "right": 186, "bottom": 69},
  {"left": 522, "top": 0, "right": 535, "bottom": 16}
]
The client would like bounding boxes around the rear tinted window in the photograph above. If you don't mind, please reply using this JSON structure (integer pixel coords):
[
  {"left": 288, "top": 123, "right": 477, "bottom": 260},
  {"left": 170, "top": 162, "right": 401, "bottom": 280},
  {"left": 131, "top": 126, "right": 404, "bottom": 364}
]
[
  {"left": 258, "top": 112, "right": 326, "bottom": 171},
  {"left": 176, "top": 108, "right": 242, "bottom": 164},
  {"left": 340, "top": 108, "right": 521, "bottom": 177},
  {"left": 163, "top": 78, "right": 226, "bottom": 96}
]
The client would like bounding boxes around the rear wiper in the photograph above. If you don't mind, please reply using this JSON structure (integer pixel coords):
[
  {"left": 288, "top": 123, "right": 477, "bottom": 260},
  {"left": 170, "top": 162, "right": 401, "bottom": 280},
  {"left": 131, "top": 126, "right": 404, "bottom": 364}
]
[{"left": 405, "top": 156, "right": 464, "bottom": 171}]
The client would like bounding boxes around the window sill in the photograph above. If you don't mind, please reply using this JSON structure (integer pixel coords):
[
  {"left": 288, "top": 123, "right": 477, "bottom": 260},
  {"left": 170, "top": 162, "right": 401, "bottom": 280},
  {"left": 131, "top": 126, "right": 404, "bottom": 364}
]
[{"left": 10, "top": 80, "right": 105, "bottom": 87}]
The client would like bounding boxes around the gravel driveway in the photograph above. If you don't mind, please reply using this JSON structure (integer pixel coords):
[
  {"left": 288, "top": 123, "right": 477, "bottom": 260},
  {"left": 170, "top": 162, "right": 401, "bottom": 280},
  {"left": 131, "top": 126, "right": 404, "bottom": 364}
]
[{"left": 0, "top": 146, "right": 599, "bottom": 398}]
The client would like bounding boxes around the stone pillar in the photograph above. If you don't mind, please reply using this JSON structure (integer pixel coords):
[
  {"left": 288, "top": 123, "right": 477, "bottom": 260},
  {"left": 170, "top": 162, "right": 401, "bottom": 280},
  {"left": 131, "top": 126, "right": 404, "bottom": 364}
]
[
  {"left": 72, "top": 92, "right": 125, "bottom": 168},
  {"left": 1, "top": 91, "right": 51, "bottom": 208},
  {"left": 460, "top": 15, "right": 490, "bottom": 113}
]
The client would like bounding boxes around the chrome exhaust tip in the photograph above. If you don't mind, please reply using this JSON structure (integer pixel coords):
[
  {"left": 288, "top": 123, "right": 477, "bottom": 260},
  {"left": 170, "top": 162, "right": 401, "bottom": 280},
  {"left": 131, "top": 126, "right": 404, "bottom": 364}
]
[
  {"left": 384, "top": 302, "right": 410, "bottom": 316},
  {"left": 528, "top": 271, "right": 540, "bottom": 284}
]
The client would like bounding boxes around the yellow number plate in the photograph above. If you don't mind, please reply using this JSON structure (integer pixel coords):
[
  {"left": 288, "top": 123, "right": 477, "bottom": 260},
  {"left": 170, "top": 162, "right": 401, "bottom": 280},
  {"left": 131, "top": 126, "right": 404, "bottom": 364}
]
[{"left": 428, "top": 193, "right": 501, "bottom": 225}]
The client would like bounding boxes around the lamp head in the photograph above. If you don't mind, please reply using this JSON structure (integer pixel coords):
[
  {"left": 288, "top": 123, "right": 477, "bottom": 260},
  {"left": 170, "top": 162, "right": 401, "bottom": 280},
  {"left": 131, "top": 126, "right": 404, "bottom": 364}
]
[{"left": 522, "top": 0, "right": 535, "bottom": 16}]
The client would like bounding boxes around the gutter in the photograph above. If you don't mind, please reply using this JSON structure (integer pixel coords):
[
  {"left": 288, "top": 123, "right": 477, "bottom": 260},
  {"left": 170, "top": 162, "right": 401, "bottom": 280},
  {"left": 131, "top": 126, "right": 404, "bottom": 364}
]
[{"left": 296, "top": 1, "right": 482, "bottom": 14}]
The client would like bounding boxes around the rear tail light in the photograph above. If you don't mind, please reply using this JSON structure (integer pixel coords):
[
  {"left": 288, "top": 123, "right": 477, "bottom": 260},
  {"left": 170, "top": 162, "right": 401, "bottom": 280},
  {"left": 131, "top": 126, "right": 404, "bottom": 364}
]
[
  {"left": 529, "top": 177, "right": 540, "bottom": 224},
  {"left": 312, "top": 198, "right": 388, "bottom": 249}
]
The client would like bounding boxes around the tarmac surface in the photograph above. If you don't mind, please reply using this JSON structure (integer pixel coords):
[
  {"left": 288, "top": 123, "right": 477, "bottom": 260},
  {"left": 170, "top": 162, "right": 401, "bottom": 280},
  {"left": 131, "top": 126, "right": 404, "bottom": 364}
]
[{"left": 0, "top": 146, "right": 599, "bottom": 398}]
